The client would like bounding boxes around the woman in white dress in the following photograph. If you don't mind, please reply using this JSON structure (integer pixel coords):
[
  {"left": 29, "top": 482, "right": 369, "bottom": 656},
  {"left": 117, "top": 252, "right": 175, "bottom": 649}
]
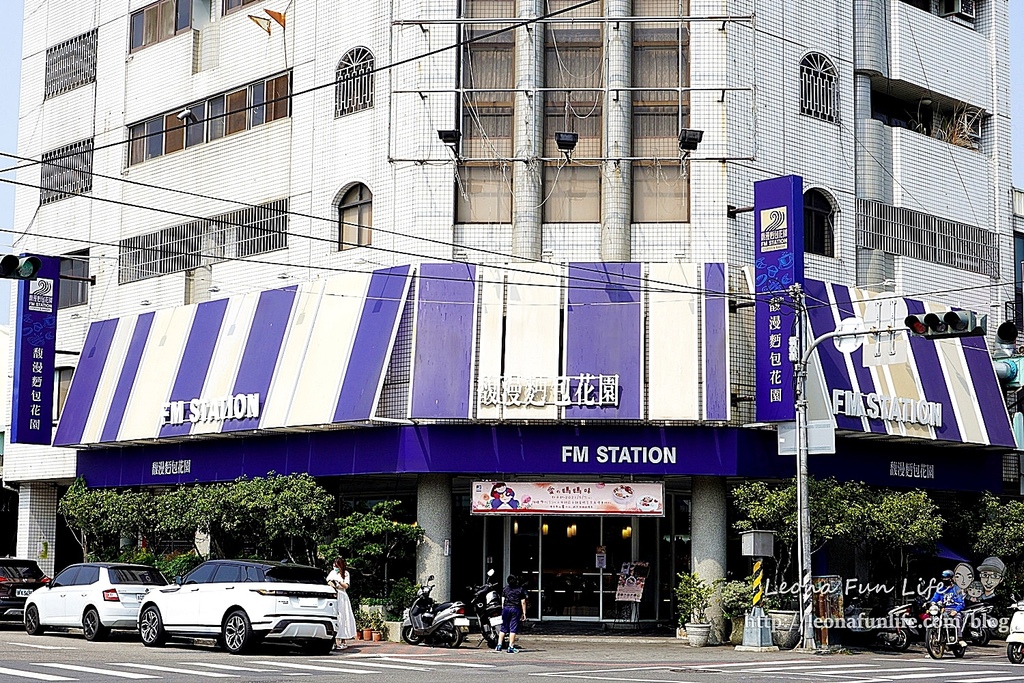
[{"left": 327, "top": 557, "right": 357, "bottom": 650}]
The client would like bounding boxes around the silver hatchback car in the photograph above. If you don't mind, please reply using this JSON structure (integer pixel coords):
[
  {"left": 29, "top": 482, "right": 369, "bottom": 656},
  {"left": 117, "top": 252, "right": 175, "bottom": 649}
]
[{"left": 25, "top": 563, "right": 167, "bottom": 641}]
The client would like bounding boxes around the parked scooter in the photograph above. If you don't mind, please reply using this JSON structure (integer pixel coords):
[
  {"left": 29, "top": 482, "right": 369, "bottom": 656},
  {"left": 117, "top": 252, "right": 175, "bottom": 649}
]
[
  {"left": 843, "top": 598, "right": 919, "bottom": 651},
  {"left": 467, "top": 569, "right": 503, "bottom": 648},
  {"left": 963, "top": 601, "right": 997, "bottom": 646},
  {"left": 1006, "top": 599, "right": 1024, "bottom": 663},
  {"left": 401, "top": 575, "right": 471, "bottom": 648}
]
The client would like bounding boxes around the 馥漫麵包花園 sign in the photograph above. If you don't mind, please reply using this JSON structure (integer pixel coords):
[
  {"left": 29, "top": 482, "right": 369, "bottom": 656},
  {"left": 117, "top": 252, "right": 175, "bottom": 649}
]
[
  {"left": 479, "top": 374, "right": 620, "bottom": 408},
  {"left": 152, "top": 459, "right": 191, "bottom": 476},
  {"left": 162, "top": 393, "right": 260, "bottom": 425},
  {"left": 831, "top": 389, "right": 942, "bottom": 428}
]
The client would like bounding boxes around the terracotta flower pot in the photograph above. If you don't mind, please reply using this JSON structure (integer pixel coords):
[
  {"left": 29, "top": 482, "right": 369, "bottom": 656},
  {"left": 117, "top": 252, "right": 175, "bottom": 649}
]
[
  {"left": 355, "top": 630, "right": 363, "bottom": 640},
  {"left": 372, "top": 631, "right": 382, "bottom": 642},
  {"left": 362, "top": 628, "right": 373, "bottom": 640}
]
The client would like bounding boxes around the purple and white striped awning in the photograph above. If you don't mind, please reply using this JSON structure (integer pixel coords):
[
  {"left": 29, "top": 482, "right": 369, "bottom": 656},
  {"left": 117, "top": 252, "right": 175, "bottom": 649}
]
[{"left": 53, "top": 262, "right": 731, "bottom": 447}]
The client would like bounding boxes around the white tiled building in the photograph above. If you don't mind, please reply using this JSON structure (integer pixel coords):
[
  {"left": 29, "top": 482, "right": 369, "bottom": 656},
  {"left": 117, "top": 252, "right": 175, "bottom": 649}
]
[{"left": 4, "top": 0, "right": 1016, "bottom": 584}]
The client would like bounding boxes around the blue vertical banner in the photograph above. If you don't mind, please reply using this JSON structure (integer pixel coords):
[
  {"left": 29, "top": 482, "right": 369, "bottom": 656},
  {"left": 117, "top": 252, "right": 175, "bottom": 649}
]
[
  {"left": 754, "top": 176, "right": 804, "bottom": 422},
  {"left": 11, "top": 255, "right": 61, "bottom": 444}
]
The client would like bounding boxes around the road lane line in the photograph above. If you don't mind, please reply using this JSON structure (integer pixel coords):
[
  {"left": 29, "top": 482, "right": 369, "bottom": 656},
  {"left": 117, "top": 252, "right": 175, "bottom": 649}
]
[
  {"left": 528, "top": 674, "right": 701, "bottom": 683},
  {"left": 949, "top": 677, "right": 1024, "bottom": 682},
  {"left": 110, "top": 662, "right": 238, "bottom": 677},
  {"left": 310, "top": 659, "right": 431, "bottom": 671},
  {"left": 739, "top": 664, "right": 894, "bottom": 673},
  {"left": 187, "top": 662, "right": 279, "bottom": 672},
  {"left": 0, "top": 667, "right": 75, "bottom": 681},
  {"left": 5, "top": 642, "right": 78, "bottom": 650},
  {"left": 250, "top": 660, "right": 377, "bottom": 674},
  {"left": 35, "top": 664, "right": 159, "bottom": 679},
  {"left": 374, "top": 657, "right": 494, "bottom": 668},
  {"left": 682, "top": 660, "right": 820, "bottom": 669},
  {"left": 874, "top": 672, "right": 1006, "bottom": 680}
]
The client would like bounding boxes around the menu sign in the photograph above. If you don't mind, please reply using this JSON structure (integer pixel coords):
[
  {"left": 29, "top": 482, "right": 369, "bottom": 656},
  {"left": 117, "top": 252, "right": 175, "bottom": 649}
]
[
  {"left": 614, "top": 561, "right": 650, "bottom": 602},
  {"left": 470, "top": 481, "right": 664, "bottom": 516}
]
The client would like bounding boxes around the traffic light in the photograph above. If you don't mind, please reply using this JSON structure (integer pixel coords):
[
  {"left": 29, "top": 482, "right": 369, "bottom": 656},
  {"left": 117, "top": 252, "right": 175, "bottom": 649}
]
[
  {"left": 904, "top": 310, "right": 987, "bottom": 340},
  {"left": 0, "top": 255, "right": 42, "bottom": 280}
]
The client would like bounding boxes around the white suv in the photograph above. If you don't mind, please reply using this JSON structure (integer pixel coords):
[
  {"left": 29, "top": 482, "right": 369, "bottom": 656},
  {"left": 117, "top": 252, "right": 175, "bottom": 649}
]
[
  {"left": 25, "top": 563, "right": 167, "bottom": 641},
  {"left": 138, "top": 560, "right": 337, "bottom": 654}
]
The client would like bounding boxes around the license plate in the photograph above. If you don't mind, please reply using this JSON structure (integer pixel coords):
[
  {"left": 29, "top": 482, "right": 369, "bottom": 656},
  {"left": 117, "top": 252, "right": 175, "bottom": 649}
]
[
  {"left": 298, "top": 597, "right": 319, "bottom": 607},
  {"left": 15, "top": 589, "right": 32, "bottom": 598},
  {"left": 454, "top": 617, "right": 470, "bottom": 627},
  {"left": 489, "top": 615, "right": 503, "bottom": 627}
]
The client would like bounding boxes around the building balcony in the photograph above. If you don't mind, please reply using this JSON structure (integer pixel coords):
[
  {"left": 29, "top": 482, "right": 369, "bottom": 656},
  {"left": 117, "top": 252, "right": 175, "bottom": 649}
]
[{"left": 889, "top": 0, "right": 989, "bottom": 111}]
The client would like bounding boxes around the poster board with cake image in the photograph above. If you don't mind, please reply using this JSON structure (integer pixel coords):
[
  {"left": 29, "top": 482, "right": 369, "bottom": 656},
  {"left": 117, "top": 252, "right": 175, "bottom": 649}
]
[{"left": 614, "top": 561, "right": 650, "bottom": 603}]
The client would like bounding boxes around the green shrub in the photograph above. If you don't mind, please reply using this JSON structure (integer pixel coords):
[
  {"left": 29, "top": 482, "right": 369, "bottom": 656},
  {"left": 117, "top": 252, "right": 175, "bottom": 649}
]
[
  {"left": 156, "top": 551, "right": 204, "bottom": 580},
  {"left": 386, "top": 578, "right": 417, "bottom": 620},
  {"left": 674, "top": 572, "right": 724, "bottom": 626},
  {"left": 720, "top": 580, "right": 751, "bottom": 619}
]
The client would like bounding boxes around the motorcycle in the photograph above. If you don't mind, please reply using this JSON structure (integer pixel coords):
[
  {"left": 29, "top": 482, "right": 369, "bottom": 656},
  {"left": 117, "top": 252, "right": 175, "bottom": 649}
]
[
  {"left": 924, "top": 601, "right": 966, "bottom": 659},
  {"left": 1006, "top": 598, "right": 1024, "bottom": 663},
  {"left": 467, "top": 569, "right": 503, "bottom": 648},
  {"left": 843, "top": 598, "right": 918, "bottom": 651},
  {"left": 401, "top": 574, "right": 471, "bottom": 648},
  {"left": 962, "top": 601, "right": 997, "bottom": 646}
]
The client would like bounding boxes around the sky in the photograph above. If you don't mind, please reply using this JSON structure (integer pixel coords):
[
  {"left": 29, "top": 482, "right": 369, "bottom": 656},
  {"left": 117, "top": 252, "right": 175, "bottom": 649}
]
[{"left": 0, "top": 4, "right": 1023, "bottom": 327}]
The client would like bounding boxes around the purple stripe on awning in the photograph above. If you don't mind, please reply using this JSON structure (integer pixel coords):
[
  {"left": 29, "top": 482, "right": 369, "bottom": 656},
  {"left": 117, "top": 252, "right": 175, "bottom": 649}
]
[
  {"left": 904, "top": 299, "right": 961, "bottom": 443},
  {"left": 804, "top": 280, "right": 862, "bottom": 431},
  {"left": 961, "top": 334, "right": 1015, "bottom": 447},
  {"left": 53, "top": 319, "right": 119, "bottom": 447},
  {"left": 831, "top": 285, "right": 886, "bottom": 434},
  {"left": 564, "top": 263, "right": 642, "bottom": 419},
  {"left": 159, "top": 299, "right": 229, "bottom": 438},
  {"left": 222, "top": 286, "right": 298, "bottom": 433},
  {"left": 335, "top": 265, "right": 411, "bottom": 422},
  {"left": 99, "top": 313, "right": 155, "bottom": 443},
  {"left": 410, "top": 264, "right": 477, "bottom": 419},
  {"left": 703, "top": 263, "right": 729, "bottom": 420}
]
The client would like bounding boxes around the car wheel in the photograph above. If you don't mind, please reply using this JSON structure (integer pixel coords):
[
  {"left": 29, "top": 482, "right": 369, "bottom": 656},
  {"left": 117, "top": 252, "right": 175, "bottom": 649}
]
[
  {"left": 82, "top": 607, "right": 110, "bottom": 642},
  {"left": 301, "top": 639, "right": 335, "bottom": 655},
  {"left": 222, "top": 609, "right": 255, "bottom": 655},
  {"left": 139, "top": 605, "right": 167, "bottom": 647},
  {"left": 24, "top": 605, "right": 45, "bottom": 636}
]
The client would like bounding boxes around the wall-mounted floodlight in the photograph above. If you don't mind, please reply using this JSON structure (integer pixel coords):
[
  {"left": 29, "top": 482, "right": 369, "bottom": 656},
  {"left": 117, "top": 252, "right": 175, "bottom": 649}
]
[
  {"left": 678, "top": 128, "right": 704, "bottom": 151},
  {"left": 554, "top": 131, "right": 578, "bottom": 153},
  {"left": 437, "top": 129, "right": 461, "bottom": 146}
]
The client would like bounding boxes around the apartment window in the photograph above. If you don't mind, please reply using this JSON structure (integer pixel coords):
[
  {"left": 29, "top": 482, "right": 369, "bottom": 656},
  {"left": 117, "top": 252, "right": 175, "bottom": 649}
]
[
  {"left": 119, "top": 199, "right": 288, "bottom": 283},
  {"left": 58, "top": 250, "right": 90, "bottom": 309},
  {"left": 223, "top": 0, "right": 260, "bottom": 14},
  {"left": 40, "top": 138, "right": 93, "bottom": 205},
  {"left": 130, "top": 0, "right": 191, "bottom": 52},
  {"left": 128, "top": 72, "right": 290, "bottom": 165},
  {"left": 338, "top": 184, "right": 372, "bottom": 250},
  {"left": 457, "top": 0, "right": 514, "bottom": 222},
  {"left": 804, "top": 189, "right": 836, "bottom": 258},
  {"left": 800, "top": 53, "right": 839, "bottom": 124},
  {"left": 336, "top": 47, "right": 375, "bottom": 117},
  {"left": 44, "top": 30, "right": 98, "bottom": 99},
  {"left": 54, "top": 367, "right": 75, "bottom": 421}
]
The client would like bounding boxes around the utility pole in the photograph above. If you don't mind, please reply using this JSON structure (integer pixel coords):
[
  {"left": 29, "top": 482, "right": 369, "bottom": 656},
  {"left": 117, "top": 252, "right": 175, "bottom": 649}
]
[{"left": 789, "top": 283, "right": 815, "bottom": 651}]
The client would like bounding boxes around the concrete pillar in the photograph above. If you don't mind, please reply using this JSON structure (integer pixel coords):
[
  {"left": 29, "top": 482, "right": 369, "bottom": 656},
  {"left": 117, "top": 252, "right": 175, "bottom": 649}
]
[
  {"left": 601, "top": 0, "right": 632, "bottom": 261},
  {"left": 16, "top": 482, "right": 58, "bottom": 577},
  {"left": 511, "top": 0, "right": 544, "bottom": 260},
  {"left": 691, "top": 475, "right": 727, "bottom": 644},
  {"left": 416, "top": 474, "right": 453, "bottom": 602}
]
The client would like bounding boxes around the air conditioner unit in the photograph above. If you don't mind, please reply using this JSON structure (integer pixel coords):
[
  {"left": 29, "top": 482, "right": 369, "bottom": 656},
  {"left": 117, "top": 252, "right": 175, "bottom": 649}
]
[{"left": 939, "top": 0, "right": 976, "bottom": 20}]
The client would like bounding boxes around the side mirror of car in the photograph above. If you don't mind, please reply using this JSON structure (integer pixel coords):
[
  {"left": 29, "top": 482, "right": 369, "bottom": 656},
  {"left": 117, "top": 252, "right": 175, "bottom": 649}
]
[{"left": 174, "top": 576, "right": 184, "bottom": 585}]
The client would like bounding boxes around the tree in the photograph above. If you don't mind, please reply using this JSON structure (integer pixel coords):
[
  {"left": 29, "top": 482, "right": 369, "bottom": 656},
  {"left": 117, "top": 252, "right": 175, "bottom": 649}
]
[
  {"left": 862, "top": 488, "right": 943, "bottom": 589},
  {"left": 318, "top": 501, "right": 424, "bottom": 603},
  {"left": 58, "top": 478, "right": 119, "bottom": 560},
  {"left": 974, "top": 493, "right": 1024, "bottom": 598}
]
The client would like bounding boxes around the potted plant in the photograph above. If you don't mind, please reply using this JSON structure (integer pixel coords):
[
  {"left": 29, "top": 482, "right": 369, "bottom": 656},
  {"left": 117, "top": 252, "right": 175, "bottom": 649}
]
[
  {"left": 675, "top": 572, "right": 724, "bottom": 647},
  {"left": 355, "top": 609, "right": 372, "bottom": 641},
  {"left": 368, "top": 611, "right": 389, "bottom": 642},
  {"left": 720, "top": 580, "right": 751, "bottom": 645}
]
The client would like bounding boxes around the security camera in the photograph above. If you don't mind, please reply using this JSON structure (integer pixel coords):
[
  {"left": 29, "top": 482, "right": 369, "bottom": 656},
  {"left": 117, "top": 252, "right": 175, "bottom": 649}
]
[{"left": 176, "top": 108, "right": 196, "bottom": 124}]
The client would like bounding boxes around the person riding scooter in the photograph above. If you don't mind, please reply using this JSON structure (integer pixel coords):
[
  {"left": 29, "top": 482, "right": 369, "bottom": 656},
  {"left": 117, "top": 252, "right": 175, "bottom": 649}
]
[{"left": 929, "top": 569, "right": 967, "bottom": 648}]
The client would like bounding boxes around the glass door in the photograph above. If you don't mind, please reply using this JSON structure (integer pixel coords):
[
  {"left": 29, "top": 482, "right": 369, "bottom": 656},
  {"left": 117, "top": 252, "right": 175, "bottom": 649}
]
[
  {"left": 509, "top": 517, "right": 541, "bottom": 620},
  {"left": 540, "top": 516, "right": 601, "bottom": 619}
]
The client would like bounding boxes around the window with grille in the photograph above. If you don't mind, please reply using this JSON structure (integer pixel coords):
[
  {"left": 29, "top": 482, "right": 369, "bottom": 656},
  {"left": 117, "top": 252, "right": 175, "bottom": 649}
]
[
  {"left": 338, "top": 184, "right": 372, "bottom": 250},
  {"left": 58, "top": 250, "right": 90, "bottom": 309},
  {"left": 129, "top": 72, "right": 290, "bottom": 165},
  {"left": 40, "top": 138, "right": 93, "bottom": 205},
  {"left": 118, "top": 199, "right": 289, "bottom": 283},
  {"left": 336, "top": 47, "right": 375, "bottom": 117},
  {"left": 44, "top": 30, "right": 97, "bottom": 99},
  {"left": 804, "top": 189, "right": 836, "bottom": 257},
  {"left": 799, "top": 53, "right": 838, "bottom": 124},
  {"left": 129, "top": 0, "right": 192, "bottom": 52}
]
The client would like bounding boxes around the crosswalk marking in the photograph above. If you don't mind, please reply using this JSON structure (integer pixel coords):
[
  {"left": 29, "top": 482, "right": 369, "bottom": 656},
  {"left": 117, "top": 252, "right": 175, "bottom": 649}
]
[
  {"left": 811, "top": 668, "right": 941, "bottom": 676},
  {"left": 310, "top": 659, "right": 431, "bottom": 671},
  {"left": 250, "top": 660, "right": 378, "bottom": 674},
  {"left": 0, "top": 667, "right": 74, "bottom": 681},
  {"left": 186, "top": 662, "right": 279, "bottom": 672},
  {"left": 687, "top": 661, "right": 819, "bottom": 670},
  {"left": 110, "top": 662, "right": 238, "bottom": 677},
  {"left": 950, "top": 677, "right": 1024, "bottom": 683},
  {"left": 5, "top": 643, "right": 78, "bottom": 650},
  {"left": 739, "top": 664, "right": 890, "bottom": 673},
  {"left": 374, "top": 656, "right": 494, "bottom": 668},
  {"left": 862, "top": 672, "right": 1007, "bottom": 681},
  {"left": 35, "top": 663, "right": 159, "bottom": 679}
]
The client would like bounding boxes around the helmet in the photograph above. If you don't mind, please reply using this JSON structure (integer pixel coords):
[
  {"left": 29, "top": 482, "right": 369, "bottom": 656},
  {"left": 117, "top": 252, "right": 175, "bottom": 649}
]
[{"left": 941, "top": 570, "right": 954, "bottom": 579}]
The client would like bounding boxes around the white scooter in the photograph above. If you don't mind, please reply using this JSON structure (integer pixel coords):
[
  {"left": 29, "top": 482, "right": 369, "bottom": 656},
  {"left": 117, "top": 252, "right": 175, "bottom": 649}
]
[{"left": 1006, "top": 599, "right": 1024, "bottom": 663}]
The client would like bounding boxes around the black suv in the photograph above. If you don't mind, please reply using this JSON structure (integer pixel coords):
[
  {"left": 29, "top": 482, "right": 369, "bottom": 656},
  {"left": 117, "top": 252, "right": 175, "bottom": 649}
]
[{"left": 0, "top": 558, "right": 49, "bottom": 622}]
